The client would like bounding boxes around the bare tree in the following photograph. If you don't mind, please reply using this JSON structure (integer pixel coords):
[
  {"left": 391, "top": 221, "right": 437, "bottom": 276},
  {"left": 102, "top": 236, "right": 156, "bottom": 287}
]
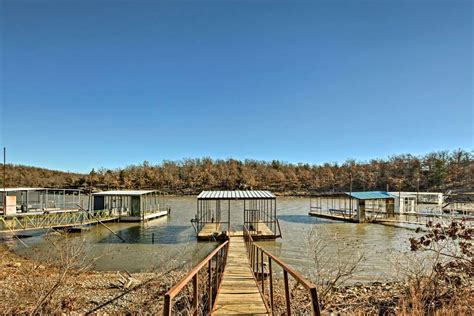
[{"left": 305, "top": 225, "right": 366, "bottom": 306}]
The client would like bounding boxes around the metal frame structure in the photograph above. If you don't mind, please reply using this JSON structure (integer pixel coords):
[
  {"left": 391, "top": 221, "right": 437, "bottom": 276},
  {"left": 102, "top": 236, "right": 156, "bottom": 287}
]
[
  {"left": 0, "top": 209, "right": 118, "bottom": 232},
  {"left": 195, "top": 190, "right": 280, "bottom": 238},
  {"left": 0, "top": 188, "right": 82, "bottom": 214}
]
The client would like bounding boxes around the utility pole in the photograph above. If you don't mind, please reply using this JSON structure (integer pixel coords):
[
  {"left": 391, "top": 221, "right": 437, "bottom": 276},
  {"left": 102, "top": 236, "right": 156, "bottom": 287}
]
[
  {"left": 3, "top": 147, "right": 6, "bottom": 212},
  {"left": 416, "top": 177, "right": 420, "bottom": 205},
  {"left": 89, "top": 169, "right": 94, "bottom": 211},
  {"left": 349, "top": 172, "right": 353, "bottom": 213}
]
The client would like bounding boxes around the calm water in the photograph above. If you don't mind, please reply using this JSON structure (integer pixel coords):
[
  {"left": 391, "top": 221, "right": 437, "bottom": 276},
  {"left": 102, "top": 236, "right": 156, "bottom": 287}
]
[{"left": 12, "top": 197, "right": 416, "bottom": 283}]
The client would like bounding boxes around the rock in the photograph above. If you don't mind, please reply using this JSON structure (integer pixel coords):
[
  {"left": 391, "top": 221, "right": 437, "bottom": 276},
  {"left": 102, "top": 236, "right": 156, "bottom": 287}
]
[{"left": 9, "top": 262, "right": 21, "bottom": 268}]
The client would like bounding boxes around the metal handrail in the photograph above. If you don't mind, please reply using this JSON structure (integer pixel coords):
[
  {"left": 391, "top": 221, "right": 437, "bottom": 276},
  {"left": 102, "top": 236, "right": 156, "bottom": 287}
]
[
  {"left": 163, "top": 240, "right": 229, "bottom": 315},
  {"left": 0, "top": 208, "right": 119, "bottom": 232},
  {"left": 243, "top": 226, "right": 321, "bottom": 316}
]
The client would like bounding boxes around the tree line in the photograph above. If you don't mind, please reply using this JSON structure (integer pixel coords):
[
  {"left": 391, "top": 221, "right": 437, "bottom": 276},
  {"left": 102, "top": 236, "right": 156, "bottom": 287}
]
[{"left": 2, "top": 149, "right": 473, "bottom": 195}]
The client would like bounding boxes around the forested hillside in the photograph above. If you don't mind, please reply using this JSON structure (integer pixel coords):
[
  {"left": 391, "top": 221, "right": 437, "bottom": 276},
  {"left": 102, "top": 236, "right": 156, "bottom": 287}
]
[
  {"left": 2, "top": 165, "right": 83, "bottom": 188},
  {"left": 2, "top": 149, "right": 473, "bottom": 194}
]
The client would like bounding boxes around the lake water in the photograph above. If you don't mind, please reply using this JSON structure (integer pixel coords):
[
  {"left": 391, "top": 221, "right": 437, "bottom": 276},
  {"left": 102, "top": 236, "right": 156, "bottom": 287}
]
[{"left": 12, "top": 197, "right": 416, "bottom": 283}]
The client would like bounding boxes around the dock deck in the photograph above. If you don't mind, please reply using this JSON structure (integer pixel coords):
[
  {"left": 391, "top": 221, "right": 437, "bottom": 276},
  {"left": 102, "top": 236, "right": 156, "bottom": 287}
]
[
  {"left": 197, "top": 223, "right": 222, "bottom": 240},
  {"left": 212, "top": 236, "right": 268, "bottom": 315},
  {"left": 230, "top": 222, "right": 277, "bottom": 240},
  {"left": 119, "top": 209, "right": 170, "bottom": 222}
]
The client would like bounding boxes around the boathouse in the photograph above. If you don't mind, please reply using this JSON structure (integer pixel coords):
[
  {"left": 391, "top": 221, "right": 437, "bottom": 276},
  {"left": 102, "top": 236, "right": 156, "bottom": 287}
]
[
  {"left": 389, "top": 191, "right": 444, "bottom": 213},
  {"left": 0, "top": 188, "right": 83, "bottom": 215},
  {"left": 309, "top": 191, "right": 396, "bottom": 223},
  {"left": 92, "top": 190, "right": 169, "bottom": 221},
  {"left": 193, "top": 190, "right": 281, "bottom": 240},
  {"left": 443, "top": 192, "right": 474, "bottom": 215}
]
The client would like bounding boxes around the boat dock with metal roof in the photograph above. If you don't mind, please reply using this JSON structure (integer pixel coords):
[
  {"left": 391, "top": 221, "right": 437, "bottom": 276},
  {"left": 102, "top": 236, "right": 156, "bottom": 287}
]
[
  {"left": 308, "top": 191, "right": 397, "bottom": 223},
  {"left": 192, "top": 190, "right": 281, "bottom": 241}
]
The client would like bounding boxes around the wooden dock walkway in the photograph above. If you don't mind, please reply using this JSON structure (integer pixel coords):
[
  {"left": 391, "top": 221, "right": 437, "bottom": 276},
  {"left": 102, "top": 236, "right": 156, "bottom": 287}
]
[{"left": 212, "top": 236, "right": 268, "bottom": 315}]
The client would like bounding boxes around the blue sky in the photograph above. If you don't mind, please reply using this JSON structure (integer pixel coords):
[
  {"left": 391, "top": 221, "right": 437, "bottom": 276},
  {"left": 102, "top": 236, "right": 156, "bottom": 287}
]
[{"left": 1, "top": 0, "right": 472, "bottom": 173}]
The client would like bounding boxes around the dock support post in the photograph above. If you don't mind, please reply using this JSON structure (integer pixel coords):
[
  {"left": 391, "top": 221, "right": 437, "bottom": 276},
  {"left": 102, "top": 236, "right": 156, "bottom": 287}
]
[{"left": 358, "top": 200, "right": 366, "bottom": 223}]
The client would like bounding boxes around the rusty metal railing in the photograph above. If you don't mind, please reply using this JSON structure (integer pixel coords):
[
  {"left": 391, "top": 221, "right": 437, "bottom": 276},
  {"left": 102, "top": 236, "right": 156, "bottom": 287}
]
[
  {"left": 243, "top": 226, "right": 321, "bottom": 316},
  {"left": 163, "top": 240, "right": 229, "bottom": 315}
]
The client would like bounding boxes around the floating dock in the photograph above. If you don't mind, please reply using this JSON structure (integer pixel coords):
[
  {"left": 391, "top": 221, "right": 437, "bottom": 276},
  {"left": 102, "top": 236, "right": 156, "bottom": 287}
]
[
  {"left": 119, "top": 209, "right": 170, "bottom": 222},
  {"left": 193, "top": 190, "right": 282, "bottom": 241}
]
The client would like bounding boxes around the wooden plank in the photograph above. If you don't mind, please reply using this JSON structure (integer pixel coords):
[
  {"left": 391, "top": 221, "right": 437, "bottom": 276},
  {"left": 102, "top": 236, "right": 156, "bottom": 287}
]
[
  {"left": 198, "top": 223, "right": 221, "bottom": 239},
  {"left": 212, "top": 236, "right": 268, "bottom": 315}
]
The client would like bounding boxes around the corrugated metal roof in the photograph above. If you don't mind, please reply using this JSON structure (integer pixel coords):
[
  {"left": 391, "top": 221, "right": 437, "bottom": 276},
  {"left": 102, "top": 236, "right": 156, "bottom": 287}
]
[
  {"left": 345, "top": 191, "right": 395, "bottom": 200},
  {"left": 197, "top": 190, "right": 275, "bottom": 199},
  {"left": 92, "top": 190, "right": 156, "bottom": 196},
  {"left": 1, "top": 187, "right": 46, "bottom": 192},
  {"left": 2, "top": 188, "right": 82, "bottom": 193}
]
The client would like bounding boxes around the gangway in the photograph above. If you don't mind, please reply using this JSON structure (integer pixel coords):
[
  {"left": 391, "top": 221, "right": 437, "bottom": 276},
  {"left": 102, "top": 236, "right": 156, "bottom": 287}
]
[{"left": 163, "top": 227, "right": 320, "bottom": 315}]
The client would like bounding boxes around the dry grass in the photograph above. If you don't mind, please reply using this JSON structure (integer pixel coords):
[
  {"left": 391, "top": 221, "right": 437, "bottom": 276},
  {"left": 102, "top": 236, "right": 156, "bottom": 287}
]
[{"left": 0, "top": 238, "right": 187, "bottom": 314}]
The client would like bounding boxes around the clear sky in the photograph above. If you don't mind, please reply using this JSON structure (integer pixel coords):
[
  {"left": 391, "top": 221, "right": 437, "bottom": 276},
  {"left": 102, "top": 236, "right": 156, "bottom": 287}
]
[{"left": 1, "top": 0, "right": 472, "bottom": 173}]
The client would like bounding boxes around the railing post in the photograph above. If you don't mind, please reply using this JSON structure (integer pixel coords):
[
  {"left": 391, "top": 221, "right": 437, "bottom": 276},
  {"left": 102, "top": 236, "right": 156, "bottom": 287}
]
[
  {"left": 251, "top": 244, "right": 254, "bottom": 269},
  {"left": 309, "top": 287, "right": 321, "bottom": 316},
  {"left": 261, "top": 251, "right": 264, "bottom": 295},
  {"left": 256, "top": 247, "right": 259, "bottom": 278},
  {"left": 208, "top": 260, "right": 212, "bottom": 312},
  {"left": 283, "top": 270, "right": 291, "bottom": 316},
  {"left": 163, "top": 294, "right": 172, "bottom": 316},
  {"left": 269, "top": 257, "right": 274, "bottom": 312},
  {"left": 193, "top": 274, "right": 198, "bottom": 316}
]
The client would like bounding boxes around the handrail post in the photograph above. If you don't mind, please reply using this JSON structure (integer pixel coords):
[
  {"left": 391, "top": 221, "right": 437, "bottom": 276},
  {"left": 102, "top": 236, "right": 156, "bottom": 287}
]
[
  {"left": 310, "top": 287, "right": 321, "bottom": 316},
  {"left": 283, "top": 270, "right": 291, "bottom": 316},
  {"left": 193, "top": 274, "right": 198, "bottom": 316},
  {"left": 163, "top": 294, "right": 172, "bottom": 316},
  {"left": 269, "top": 257, "right": 274, "bottom": 312},
  {"left": 261, "top": 251, "right": 264, "bottom": 295},
  {"left": 208, "top": 260, "right": 212, "bottom": 312},
  {"left": 256, "top": 247, "right": 259, "bottom": 278}
]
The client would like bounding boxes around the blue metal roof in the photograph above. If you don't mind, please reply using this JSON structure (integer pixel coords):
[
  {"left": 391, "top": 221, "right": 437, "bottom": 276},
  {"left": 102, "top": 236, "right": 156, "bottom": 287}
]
[{"left": 345, "top": 191, "right": 395, "bottom": 200}]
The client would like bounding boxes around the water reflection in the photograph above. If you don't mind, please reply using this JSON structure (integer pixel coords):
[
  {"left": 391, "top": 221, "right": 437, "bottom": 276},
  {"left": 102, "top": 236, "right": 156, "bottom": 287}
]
[{"left": 277, "top": 214, "right": 338, "bottom": 225}]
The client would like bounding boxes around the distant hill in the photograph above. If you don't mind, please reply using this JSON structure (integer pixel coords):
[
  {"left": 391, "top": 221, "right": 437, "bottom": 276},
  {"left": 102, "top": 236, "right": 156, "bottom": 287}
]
[
  {"left": 1, "top": 164, "right": 85, "bottom": 189},
  {"left": 2, "top": 149, "right": 473, "bottom": 194}
]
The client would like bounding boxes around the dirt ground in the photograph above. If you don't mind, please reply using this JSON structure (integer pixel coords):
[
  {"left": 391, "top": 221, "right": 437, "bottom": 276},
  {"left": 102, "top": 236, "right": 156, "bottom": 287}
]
[
  {"left": 1, "top": 243, "right": 472, "bottom": 315},
  {"left": 0, "top": 243, "right": 186, "bottom": 314}
]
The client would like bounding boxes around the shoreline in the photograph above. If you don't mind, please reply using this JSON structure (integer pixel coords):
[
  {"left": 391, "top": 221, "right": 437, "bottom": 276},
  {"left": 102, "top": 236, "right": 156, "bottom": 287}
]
[{"left": 1, "top": 244, "right": 472, "bottom": 314}]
